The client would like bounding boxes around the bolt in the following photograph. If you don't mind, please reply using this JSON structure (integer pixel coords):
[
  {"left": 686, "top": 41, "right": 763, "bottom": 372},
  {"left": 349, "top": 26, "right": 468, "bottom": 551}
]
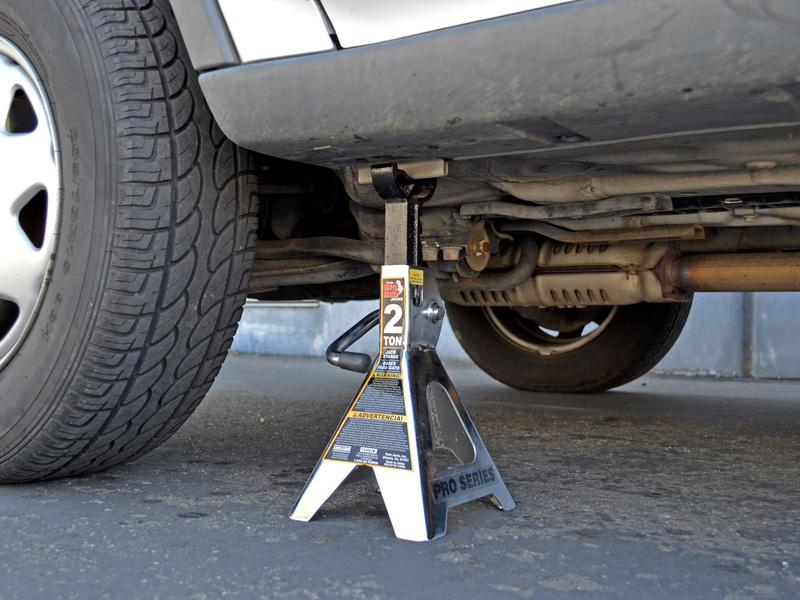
[
  {"left": 423, "top": 303, "right": 446, "bottom": 323},
  {"left": 471, "top": 240, "right": 490, "bottom": 257}
]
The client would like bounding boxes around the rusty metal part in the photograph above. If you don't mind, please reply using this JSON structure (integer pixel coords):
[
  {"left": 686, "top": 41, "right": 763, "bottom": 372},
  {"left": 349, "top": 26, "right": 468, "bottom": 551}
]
[
  {"left": 255, "top": 237, "right": 383, "bottom": 264},
  {"left": 491, "top": 166, "right": 800, "bottom": 203},
  {"left": 499, "top": 221, "right": 706, "bottom": 244},
  {"left": 546, "top": 206, "right": 800, "bottom": 231},
  {"left": 438, "top": 237, "right": 539, "bottom": 292},
  {"left": 653, "top": 245, "right": 685, "bottom": 301},
  {"left": 443, "top": 271, "right": 670, "bottom": 308},
  {"left": 537, "top": 241, "right": 668, "bottom": 271},
  {"left": 503, "top": 223, "right": 800, "bottom": 253},
  {"left": 461, "top": 194, "right": 673, "bottom": 220},
  {"left": 349, "top": 201, "right": 471, "bottom": 241},
  {"left": 465, "top": 224, "right": 491, "bottom": 271},
  {"left": 659, "top": 252, "right": 800, "bottom": 292},
  {"left": 250, "top": 258, "right": 374, "bottom": 292},
  {"left": 443, "top": 250, "right": 800, "bottom": 308},
  {"left": 250, "top": 220, "right": 800, "bottom": 299},
  {"left": 442, "top": 240, "right": 800, "bottom": 308},
  {"left": 677, "top": 226, "right": 800, "bottom": 253},
  {"left": 441, "top": 240, "right": 670, "bottom": 306}
]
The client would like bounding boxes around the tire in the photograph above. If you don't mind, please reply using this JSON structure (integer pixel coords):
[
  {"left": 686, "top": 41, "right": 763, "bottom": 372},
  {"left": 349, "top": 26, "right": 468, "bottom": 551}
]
[
  {"left": 447, "top": 301, "right": 692, "bottom": 393},
  {"left": 0, "top": 0, "right": 257, "bottom": 482}
]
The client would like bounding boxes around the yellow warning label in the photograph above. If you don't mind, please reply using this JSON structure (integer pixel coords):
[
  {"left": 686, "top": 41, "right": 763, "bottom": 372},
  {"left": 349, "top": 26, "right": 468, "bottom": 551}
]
[
  {"left": 374, "top": 372, "right": 402, "bottom": 379},
  {"left": 409, "top": 269, "right": 424, "bottom": 286},
  {"left": 350, "top": 411, "right": 408, "bottom": 423}
]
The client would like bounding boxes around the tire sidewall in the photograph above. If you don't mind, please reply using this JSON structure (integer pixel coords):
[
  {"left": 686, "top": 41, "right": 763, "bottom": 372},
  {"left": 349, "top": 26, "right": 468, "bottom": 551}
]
[
  {"left": 0, "top": 1, "right": 112, "bottom": 458},
  {"left": 447, "top": 301, "right": 692, "bottom": 393}
]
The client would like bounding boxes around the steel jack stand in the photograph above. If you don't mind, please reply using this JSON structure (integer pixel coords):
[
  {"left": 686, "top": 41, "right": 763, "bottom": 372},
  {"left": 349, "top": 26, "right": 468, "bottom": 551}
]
[{"left": 290, "top": 164, "right": 515, "bottom": 541}]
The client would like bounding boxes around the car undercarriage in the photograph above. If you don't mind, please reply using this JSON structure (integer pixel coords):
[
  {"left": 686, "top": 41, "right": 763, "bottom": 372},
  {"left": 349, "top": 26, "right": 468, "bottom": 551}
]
[{"left": 248, "top": 136, "right": 800, "bottom": 308}]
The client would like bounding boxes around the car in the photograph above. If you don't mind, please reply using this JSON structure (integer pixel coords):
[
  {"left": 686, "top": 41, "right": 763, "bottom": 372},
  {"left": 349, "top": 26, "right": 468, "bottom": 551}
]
[{"left": 0, "top": 0, "right": 798, "bottom": 482}]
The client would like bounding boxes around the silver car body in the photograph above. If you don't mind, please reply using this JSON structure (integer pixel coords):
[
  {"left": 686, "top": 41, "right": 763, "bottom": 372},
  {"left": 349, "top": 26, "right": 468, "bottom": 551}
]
[{"left": 217, "top": 0, "right": 576, "bottom": 62}]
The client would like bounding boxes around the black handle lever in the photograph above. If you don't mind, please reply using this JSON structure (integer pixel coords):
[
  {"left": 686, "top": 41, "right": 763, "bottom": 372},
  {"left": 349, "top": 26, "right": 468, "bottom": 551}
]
[{"left": 326, "top": 309, "right": 381, "bottom": 373}]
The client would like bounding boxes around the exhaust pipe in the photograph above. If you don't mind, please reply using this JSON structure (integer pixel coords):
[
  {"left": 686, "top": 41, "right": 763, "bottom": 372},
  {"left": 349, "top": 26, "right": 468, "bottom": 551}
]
[
  {"left": 660, "top": 252, "right": 800, "bottom": 293},
  {"left": 442, "top": 243, "right": 800, "bottom": 308}
]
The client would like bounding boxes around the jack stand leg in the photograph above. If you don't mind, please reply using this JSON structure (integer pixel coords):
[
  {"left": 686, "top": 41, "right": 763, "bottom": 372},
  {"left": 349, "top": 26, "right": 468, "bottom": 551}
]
[{"left": 290, "top": 164, "right": 515, "bottom": 541}]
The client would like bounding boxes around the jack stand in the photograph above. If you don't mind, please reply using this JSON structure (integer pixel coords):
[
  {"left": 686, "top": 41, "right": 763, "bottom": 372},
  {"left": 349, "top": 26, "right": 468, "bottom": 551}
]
[{"left": 290, "top": 164, "right": 515, "bottom": 541}]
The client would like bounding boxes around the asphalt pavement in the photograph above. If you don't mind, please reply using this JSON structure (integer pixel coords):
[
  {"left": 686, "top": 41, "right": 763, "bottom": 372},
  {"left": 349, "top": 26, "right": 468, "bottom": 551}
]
[{"left": 1, "top": 354, "right": 799, "bottom": 599}]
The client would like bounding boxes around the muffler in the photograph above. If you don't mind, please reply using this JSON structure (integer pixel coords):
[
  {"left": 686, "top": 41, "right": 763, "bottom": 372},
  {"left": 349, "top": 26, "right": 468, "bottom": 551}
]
[{"left": 441, "top": 241, "right": 800, "bottom": 308}]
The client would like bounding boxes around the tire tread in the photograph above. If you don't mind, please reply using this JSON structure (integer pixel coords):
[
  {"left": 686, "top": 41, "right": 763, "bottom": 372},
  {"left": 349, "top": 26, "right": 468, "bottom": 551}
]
[{"left": 0, "top": 0, "right": 256, "bottom": 482}]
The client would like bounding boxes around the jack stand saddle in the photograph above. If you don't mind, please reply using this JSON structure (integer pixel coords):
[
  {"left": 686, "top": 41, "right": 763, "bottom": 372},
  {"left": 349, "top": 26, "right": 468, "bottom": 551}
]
[{"left": 290, "top": 164, "right": 515, "bottom": 541}]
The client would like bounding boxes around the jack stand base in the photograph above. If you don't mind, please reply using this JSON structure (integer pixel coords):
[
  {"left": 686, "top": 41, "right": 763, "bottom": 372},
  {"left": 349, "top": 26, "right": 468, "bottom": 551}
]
[{"left": 290, "top": 264, "right": 515, "bottom": 541}]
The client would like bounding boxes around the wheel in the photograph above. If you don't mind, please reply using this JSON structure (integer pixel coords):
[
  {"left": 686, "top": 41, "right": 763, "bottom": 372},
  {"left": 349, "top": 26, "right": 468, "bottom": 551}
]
[
  {"left": 0, "top": 0, "right": 257, "bottom": 482},
  {"left": 446, "top": 301, "right": 692, "bottom": 393}
]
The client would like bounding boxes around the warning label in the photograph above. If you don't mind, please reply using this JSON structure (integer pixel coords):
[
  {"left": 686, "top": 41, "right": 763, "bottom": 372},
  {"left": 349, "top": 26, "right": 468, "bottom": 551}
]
[
  {"left": 351, "top": 412, "right": 406, "bottom": 422},
  {"left": 324, "top": 273, "right": 413, "bottom": 470},
  {"left": 326, "top": 416, "right": 411, "bottom": 470},
  {"left": 326, "top": 373, "right": 411, "bottom": 470},
  {"left": 374, "top": 347, "right": 401, "bottom": 379},
  {"left": 355, "top": 376, "right": 404, "bottom": 414}
]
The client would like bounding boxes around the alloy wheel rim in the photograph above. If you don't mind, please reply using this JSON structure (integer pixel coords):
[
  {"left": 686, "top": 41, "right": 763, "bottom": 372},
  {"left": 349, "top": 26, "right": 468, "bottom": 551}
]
[
  {"left": 0, "top": 36, "right": 60, "bottom": 371},
  {"left": 484, "top": 305, "right": 619, "bottom": 356}
]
